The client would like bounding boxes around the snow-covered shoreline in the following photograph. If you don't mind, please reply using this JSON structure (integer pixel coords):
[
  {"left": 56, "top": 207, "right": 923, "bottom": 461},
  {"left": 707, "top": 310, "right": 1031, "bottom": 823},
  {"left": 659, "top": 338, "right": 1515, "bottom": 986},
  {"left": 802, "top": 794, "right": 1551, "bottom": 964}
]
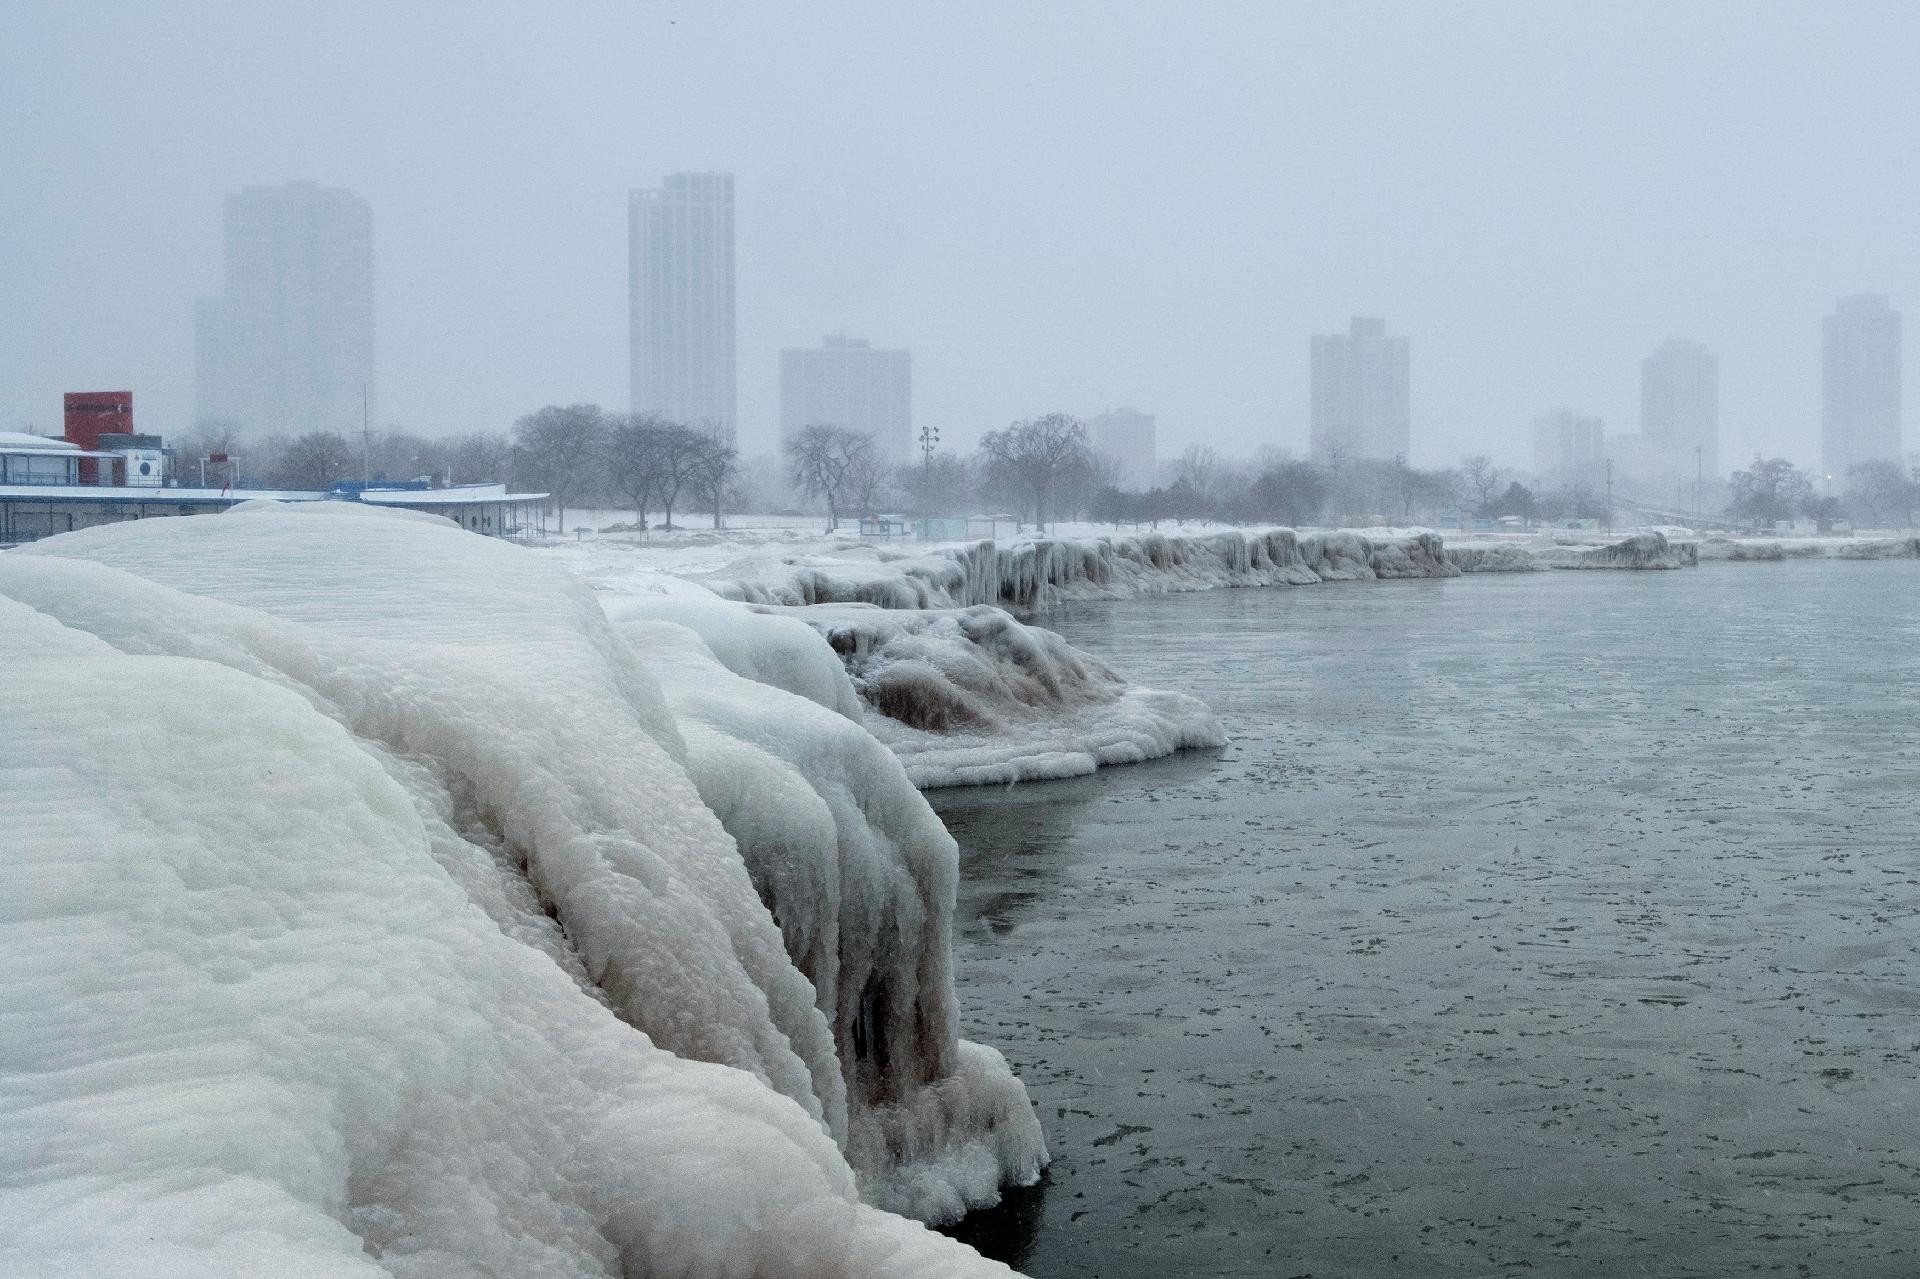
[
  {"left": 547, "top": 524, "right": 1715, "bottom": 789},
  {"left": 3, "top": 506, "right": 1042, "bottom": 1277}
]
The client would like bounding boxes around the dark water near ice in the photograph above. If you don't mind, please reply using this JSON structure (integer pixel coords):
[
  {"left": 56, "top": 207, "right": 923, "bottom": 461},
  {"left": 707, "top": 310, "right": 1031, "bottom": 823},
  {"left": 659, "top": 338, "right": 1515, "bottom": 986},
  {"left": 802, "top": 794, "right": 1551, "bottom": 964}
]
[{"left": 936, "top": 561, "right": 1920, "bottom": 1279}]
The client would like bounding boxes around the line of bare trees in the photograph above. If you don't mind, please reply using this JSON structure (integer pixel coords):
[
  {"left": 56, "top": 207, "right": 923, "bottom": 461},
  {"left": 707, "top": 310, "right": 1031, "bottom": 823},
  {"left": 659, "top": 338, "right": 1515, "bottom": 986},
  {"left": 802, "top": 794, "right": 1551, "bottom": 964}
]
[
  {"left": 173, "top": 423, "right": 518, "bottom": 493},
  {"left": 512, "top": 404, "right": 740, "bottom": 533}
]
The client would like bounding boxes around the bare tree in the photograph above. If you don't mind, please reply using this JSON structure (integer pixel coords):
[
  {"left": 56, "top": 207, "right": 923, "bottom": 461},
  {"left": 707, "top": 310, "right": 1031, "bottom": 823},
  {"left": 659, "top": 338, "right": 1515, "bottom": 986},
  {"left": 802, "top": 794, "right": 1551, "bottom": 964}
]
[
  {"left": 446, "top": 431, "right": 512, "bottom": 486},
  {"left": 898, "top": 453, "right": 975, "bottom": 518},
  {"left": 845, "top": 448, "right": 891, "bottom": 516},
  {"left": 687, "top": 426, "right": 741, "bottom": 530},
  {"left": 650, "top": 422, "right": 713, "bottom": 530},
  {"left": 274, "top": 431, "right": 357, "bottom": 490},
  {"left": 1726, "top": 457, "right": 1813, "bottom": 529},
  {"left": 513, "top": 403, "right": 608, "bottom": 533},
  {"left": 977, "top": 413, "right": 1092, "bottom": 533},
  {"left": 1845, "top": 459, "right": 1919, "bottom": 531},
  {"left": 606, "top": 413, "right": 667, "bottom": 528},
  {"left": 1460, "top": 454, "right": 1504, "bottom": 515},
  {"left": 1174, "top": 443, "right": 1219, "bottom": 500},
  {"left": 785, "top": 424, "right": 876, "bottom": 533}
]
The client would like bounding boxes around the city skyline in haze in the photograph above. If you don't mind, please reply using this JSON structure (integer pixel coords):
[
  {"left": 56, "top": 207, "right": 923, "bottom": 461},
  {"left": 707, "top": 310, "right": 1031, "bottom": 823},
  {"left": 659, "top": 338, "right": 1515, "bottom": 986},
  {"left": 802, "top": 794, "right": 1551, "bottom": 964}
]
[{"left": 4, "top": 2, "right": 1916, "bottom": 471}]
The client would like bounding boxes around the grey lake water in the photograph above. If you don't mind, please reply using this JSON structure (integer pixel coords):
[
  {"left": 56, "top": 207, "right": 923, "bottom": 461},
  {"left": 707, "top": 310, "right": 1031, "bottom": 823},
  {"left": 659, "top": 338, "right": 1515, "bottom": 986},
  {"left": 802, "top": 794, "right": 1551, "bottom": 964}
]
[{"left": 936, "top": 561, "right": 1920, "bottom": 1279}]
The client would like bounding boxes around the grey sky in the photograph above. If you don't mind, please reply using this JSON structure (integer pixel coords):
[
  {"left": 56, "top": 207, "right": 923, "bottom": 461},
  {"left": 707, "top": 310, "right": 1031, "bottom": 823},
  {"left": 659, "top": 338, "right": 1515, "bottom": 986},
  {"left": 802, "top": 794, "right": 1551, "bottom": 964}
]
[{"left": 4, "top": 1, "right": 1915, "bottom": 469}]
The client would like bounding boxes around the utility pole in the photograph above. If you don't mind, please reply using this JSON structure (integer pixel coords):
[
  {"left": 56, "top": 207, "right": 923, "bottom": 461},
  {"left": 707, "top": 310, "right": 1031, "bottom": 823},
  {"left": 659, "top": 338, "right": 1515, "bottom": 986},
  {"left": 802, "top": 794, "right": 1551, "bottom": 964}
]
[
  {"left": 1695, "top": 444, "right": 1703, "bottom": 525},
  {"left": 917, "top": 424, "right": 941, "bottom": 518},
  {"left": 1605, "top": 458, "right": 1615, "bottom": 535},
  {"left": 361, "top": 384, "right": 372, "bottom": 485}
]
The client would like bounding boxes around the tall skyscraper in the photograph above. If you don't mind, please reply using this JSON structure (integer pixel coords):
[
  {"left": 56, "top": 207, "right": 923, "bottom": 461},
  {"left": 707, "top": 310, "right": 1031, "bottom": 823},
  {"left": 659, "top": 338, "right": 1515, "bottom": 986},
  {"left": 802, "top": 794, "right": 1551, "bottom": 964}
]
[
  {"left": 1822, "top": 294, "right": 1902, "bottom": 483},
  {"left": 1640, "top": 337, "right": 1719, "bottom": 480},
  {"left": 196, "top": 181, "right": 374, "bottom": 435},
  {"left": 1533, "top": 408, "right": 1607, "bottom": 485},
  {"left": 630, "top": 173, "right": 736, "bottom": 438},
  {"left": 779, "top": 335, "right": 912, "bottom": 460},
  {"left": 1088, "top": 408, "right": 1157, "bottom": 490},
  {"left": 1309, "top": 317, "right": 1410, "bottom": 462}
]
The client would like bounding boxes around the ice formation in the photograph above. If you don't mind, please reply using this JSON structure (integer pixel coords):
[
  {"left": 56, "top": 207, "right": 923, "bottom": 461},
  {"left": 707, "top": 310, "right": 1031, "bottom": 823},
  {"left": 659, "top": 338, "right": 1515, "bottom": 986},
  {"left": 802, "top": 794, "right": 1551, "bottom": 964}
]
[
  {"left": 702, "top": 527, "right": 1459, "bottom": 613},
  {"left": 1696, "top": 534, "right": 1920, "bottom": 561},
  {"left": 1, "top": 504, "right": 1038, "bottom": 1277},
  {"left": 1531, "top": 531, "right": 1698, "bottom": 570},
  {"left": 633, "top": 598, "right": 1226, "bottom": 788},
  {"left": 1442, "top": 542, "right": 1543, "bottom": 573}
]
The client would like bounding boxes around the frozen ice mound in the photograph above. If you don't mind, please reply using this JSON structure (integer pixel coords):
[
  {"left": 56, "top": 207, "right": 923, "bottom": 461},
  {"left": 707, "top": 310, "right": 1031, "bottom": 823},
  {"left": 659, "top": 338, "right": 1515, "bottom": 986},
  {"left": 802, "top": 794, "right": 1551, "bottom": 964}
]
[
  {"left": 780, "top": 602, "right": 1225, "bottom": 787},
  {"left": 703, "top": 527, "right": 1458, "bottom": 613},
  {"left": 1837, "top": 535, "right": 1920, "bottom": 559},
  {"left": 1537, "top": 531, "right": 1698, "bottom": 570},
  {"left": 1444, "top": 542, "right": 1544, "bottom": 573},
  {"left": 2, "top": 504, "right": 1037, "bottom": 1275}
]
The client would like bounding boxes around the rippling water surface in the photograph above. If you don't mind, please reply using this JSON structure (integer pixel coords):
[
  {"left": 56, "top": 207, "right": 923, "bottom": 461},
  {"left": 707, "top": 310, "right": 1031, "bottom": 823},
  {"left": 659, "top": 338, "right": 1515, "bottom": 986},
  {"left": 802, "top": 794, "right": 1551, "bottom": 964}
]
[{"left": 937, "top": 561, "right": 1920, "bottom": 1278}]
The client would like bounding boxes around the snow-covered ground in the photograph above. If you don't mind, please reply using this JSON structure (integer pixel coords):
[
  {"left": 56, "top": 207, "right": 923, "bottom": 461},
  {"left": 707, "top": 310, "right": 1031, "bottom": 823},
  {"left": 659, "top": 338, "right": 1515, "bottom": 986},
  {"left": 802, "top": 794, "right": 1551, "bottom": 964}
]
[{"left": 2, "top": 504, "right": 1042, "bottom": 1277}]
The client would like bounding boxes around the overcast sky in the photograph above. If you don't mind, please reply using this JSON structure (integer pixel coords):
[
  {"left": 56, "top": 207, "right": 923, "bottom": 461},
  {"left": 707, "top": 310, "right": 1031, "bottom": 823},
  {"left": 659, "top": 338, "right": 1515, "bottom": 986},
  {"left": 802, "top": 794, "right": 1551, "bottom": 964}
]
[{"left": 4, "top": 2, "right": 1916, "bottom": 468}]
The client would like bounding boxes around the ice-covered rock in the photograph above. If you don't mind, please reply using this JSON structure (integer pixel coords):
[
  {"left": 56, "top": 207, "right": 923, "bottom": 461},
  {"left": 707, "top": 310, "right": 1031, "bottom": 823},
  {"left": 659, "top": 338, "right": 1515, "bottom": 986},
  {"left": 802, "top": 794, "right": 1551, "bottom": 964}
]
[
  {"left": 2, "top": 504, "right": 1036, "bottom": 1276},
  {"left": 603, "top": 609, "right": 1047, "bottom": 1213},
  {"left": 789, "top": 602, "right": 1225, "bottom": 787}
]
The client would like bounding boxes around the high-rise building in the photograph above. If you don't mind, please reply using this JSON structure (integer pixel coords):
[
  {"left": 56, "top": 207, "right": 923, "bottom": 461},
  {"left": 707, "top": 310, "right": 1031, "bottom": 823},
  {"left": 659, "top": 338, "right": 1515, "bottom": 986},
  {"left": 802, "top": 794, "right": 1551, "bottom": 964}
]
[
  {"left": 1309, "top": 316, "right": 1410, "bottom": 462},
  {"left": 1822, "top": 294, "right": 1902, "bottom": 484},
  {"left": 1088, "top": 408, "right": 1156, "bottom": 491},
  {"left": 1640, "top": 337, "right": 1719, "bottom": 480},
  {"left": 779, "top": 335, "right": 911, "bottom": 460},
  {"left": 196, "top": 181, "right": 374, "bottom": 435},
  {"left": 1533, "top": 409, "right": 1607, "bottom": 485},
  {"left": 630, "top": 172, "right": 736, "bottom": 439}
]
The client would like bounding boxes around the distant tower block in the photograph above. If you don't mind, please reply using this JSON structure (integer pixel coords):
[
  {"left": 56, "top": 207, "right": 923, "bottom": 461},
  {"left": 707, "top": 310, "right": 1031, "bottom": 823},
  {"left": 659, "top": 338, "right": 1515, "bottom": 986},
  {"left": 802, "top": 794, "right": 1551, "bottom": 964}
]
[
  {"left": 630, "top": 173, "right": 737, "bottom": 440},
  {"left": 198, "top": 181, "right": 374, "bottom": 435},
  {"left": 1640, "top": 338, "right": 1719, "bottom": 480},
  {"left": 779, "top": 334, "right": 912, "bottom": 462},
  {"left": 1088, "top": 408, "right": 1156, "bottom": 491},
  {"left": 1310, "top": 317, "right": 1410, "bottom": 462},
  {"left": 1822, "top": 294, "right": 1903, "bottom": 485}
]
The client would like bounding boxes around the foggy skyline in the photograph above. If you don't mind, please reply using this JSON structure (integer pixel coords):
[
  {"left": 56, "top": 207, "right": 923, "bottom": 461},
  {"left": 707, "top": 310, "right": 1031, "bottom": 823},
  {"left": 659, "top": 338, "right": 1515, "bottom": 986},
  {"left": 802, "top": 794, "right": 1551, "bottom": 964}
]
[{"left": 4, "top": 2, "right": 1916, "bottom": 469}]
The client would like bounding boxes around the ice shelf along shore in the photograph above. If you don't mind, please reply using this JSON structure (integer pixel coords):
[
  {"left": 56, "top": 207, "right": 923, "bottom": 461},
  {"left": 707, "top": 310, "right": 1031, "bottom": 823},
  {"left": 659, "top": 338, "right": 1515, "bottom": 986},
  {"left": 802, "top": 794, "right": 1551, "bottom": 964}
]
[
  {"left": 1, "top": 504, "right": 1043, "bottom": 1278},
  {"left": 558, "top": 526, "right": 1717, "bottom": 787}
]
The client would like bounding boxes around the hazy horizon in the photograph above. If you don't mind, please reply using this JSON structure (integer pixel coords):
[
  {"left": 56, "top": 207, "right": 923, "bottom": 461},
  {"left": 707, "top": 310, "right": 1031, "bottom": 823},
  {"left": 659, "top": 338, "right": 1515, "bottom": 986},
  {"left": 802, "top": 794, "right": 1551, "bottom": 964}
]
[{"left": 5, "top": 2, "right": 1916, "bottom": 470}]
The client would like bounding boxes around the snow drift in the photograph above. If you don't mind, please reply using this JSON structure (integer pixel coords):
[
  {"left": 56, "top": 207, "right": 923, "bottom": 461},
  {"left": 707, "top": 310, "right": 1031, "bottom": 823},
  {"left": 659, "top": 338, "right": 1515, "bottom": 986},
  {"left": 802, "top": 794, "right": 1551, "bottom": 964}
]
[
  {"left": 702, "top": 527, "right": 1459, "bottom": 614},
  {"left": 1, "top": 505, "right": 1040, "bottom": 1277}
]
